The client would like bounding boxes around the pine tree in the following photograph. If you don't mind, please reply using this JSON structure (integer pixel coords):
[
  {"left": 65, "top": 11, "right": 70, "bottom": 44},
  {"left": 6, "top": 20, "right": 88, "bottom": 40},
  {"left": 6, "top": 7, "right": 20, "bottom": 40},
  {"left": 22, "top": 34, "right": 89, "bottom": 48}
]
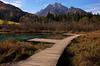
[{"left": 74, "top": 12, "right": 80, "bottom": 22}]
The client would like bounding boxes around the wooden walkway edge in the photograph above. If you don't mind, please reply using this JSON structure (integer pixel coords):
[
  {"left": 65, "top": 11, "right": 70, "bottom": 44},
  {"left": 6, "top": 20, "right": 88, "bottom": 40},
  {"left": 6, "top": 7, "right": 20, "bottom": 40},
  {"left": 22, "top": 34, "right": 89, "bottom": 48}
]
[{"left": 17, "top": 34, "right": 80, "bottom": 66}]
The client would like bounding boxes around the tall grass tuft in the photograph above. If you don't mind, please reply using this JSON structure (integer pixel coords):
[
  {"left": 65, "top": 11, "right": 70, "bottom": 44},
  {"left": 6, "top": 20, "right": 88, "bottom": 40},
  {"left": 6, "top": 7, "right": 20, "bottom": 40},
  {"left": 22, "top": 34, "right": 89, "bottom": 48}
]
[
  {"left": 0, "top": 39, "right": 37, "bottom": 64},
  {"left": 69, "top": 32, "right": 100, "bottom": 66},
  {"left": 0, "top": 39, "right": 54, "bottom": 66}
]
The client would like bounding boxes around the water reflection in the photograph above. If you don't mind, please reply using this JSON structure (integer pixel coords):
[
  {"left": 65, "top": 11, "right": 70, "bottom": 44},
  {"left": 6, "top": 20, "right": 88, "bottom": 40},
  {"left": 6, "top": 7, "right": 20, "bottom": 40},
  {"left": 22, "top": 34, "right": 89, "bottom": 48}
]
[{"left": 0, "top": 33, "right": 50, "bottom": 41}]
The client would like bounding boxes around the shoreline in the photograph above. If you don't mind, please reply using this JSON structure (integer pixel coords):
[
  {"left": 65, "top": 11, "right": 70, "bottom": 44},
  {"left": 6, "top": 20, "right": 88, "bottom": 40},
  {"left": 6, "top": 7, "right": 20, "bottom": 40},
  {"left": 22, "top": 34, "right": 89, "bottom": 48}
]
[
  {"left": 0, "top": 29, "right": 90, "bottom": 34},
  {"left": 0, "top": 30, "right": 67, "bottom": 34}
]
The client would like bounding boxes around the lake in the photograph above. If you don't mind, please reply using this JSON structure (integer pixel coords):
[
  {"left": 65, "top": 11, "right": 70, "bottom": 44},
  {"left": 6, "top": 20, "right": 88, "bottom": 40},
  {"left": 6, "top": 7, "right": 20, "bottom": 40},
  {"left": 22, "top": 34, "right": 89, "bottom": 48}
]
[{"left": 0, "top": 33, "right": 51, "bottom": 41}]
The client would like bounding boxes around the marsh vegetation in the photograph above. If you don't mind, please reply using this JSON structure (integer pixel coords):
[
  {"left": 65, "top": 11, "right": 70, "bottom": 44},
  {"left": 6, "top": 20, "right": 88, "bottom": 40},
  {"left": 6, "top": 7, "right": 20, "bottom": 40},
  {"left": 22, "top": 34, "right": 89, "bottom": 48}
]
[{"left": 57, "top": 31, "right": 100, "bottom": 66}]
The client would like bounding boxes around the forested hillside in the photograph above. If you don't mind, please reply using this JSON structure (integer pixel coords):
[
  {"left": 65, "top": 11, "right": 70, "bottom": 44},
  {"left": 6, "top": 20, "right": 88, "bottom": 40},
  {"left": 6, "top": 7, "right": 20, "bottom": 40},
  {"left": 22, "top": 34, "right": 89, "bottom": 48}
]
[
  {"left": 0, "top": 1, "right": 39, "bottom": 22},
  {"left": 39, "top": 12, "right": 100, "bottom": 23}
]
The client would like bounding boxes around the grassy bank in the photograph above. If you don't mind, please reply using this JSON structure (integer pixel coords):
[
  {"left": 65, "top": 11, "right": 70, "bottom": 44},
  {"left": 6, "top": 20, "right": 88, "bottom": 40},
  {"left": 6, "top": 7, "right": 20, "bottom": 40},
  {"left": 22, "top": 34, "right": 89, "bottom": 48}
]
[
  {"left": 46, "top": 34, "right": 67, "bottom": 39},
  {"left": 0, "top": 39, "right": 53, "bottom": 66},
  {"left": 57, "top": 31, "right": 100, "bottom": 66}
]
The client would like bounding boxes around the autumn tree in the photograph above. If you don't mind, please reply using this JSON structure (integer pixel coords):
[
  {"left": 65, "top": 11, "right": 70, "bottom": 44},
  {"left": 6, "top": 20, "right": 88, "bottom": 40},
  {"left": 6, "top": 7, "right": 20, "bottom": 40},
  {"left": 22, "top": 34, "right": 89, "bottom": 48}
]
[
  {"left": 78, "top": 17, "right": 90, "bottom": 24},
  {"left": 19, "top": 16, "right": 34, "bottom": 23}
]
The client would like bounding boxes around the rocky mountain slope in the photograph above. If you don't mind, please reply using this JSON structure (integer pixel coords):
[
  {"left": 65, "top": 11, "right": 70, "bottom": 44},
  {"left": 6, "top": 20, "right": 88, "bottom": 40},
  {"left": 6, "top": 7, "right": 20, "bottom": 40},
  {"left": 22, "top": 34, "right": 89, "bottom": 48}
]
[{"left": 36, "top": 3, "right": 86, "bottom": 16}]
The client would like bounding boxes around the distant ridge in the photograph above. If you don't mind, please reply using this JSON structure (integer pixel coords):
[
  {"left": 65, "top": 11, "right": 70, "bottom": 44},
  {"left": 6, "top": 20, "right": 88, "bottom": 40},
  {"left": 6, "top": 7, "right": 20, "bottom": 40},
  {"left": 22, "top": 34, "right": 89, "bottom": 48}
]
[
  {"left": 0, "top": 1, "right": 38, "bottom": 22},
  {"left": 36, "top": 3, "right": 86, "bottom": 16}
]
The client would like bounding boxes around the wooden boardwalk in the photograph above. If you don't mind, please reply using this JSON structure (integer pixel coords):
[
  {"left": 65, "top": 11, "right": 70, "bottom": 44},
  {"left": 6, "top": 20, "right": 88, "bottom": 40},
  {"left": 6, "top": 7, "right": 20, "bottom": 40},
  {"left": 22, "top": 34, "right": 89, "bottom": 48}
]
[
  {"left": 27, "top": 38, "right": 60, "bottom": 43},
  {"left": 17, "top": 34, "right": 80, "bottom": 66}
]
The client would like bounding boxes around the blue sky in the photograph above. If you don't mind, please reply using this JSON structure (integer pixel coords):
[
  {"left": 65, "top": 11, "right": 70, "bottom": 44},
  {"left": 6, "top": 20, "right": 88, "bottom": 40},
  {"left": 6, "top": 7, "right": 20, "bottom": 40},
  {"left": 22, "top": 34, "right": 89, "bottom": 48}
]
[{"left": 1, "top": 0, "right": 100, "bottom": 14}]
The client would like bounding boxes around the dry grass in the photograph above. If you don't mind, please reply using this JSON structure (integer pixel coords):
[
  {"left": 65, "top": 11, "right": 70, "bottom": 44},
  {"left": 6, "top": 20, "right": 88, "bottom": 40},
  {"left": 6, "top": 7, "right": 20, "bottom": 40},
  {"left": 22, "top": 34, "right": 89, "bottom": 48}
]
[
  {"left": 47, "top": 35, "right": 67, "bottom": 39},
  {"left": 0, "top": 39, "right": 37, "bottom": 65},
  {"left": 66, "top": 31, "right": 100, "bottom": 66},
  {"left": 0, "top": 39, "right": 53, "bottom": 66},
  {"left": 0, "top": 19, "right": 19, "bottom": 25},
  {"left": 57, "top": 31, "right": 100, "bottom": 66},
  {"left": 32, "top": 42, "right": 53, "bottom": 53}
]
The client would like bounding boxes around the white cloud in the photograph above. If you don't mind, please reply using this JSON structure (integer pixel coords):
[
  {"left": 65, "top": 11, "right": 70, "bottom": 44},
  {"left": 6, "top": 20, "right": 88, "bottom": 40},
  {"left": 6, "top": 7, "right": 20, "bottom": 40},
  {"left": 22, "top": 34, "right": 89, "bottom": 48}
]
[
  {"left": 10, "top": 0, "right": 24, "bottom": 7},
  {"left": 85, "top": 3, "right": 100, "bottom": 8},
  {"left": 93, "top": 11, "right": 100, "bottom": 14},
  {"left": 1, "top": 0, "right": 9, "bottom": 4},
  {"left": 0, "top": 0, "right": 25, "bottom": 7},
  {"left": 13, "top": 0, "right": 22, "bottom": 4},
  {"left": 85, "top": 3, "right": 100, "bottom": 14},
  {"left": 44, "top": 4, "right": 48, "bottom": 7},
  {"left": 35, "top": 0, "right": 42, "bottom": 2},
  {"left": 85, "top": 7, "right": 100, "bottom": 12},
  {"left": 10, "top": 3, "right": 22, "bottom": 7}
]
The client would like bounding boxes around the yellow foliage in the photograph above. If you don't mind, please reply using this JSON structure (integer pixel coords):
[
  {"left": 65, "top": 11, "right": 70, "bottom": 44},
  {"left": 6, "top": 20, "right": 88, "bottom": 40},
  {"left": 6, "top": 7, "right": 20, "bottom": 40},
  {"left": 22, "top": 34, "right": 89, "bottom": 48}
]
[
  {"left": 79, "top": 17, "right": 90, "bottom": 24},
  {"left": 0, "top": 19, "right": 19, "bottom": 25}
]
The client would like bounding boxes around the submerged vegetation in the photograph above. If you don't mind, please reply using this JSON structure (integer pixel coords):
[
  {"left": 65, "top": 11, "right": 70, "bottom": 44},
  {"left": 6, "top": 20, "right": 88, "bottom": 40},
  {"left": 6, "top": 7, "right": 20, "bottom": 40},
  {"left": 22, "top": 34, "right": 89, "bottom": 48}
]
[{"left": 57, "top": 31, "right": 100, "bottom": 66}]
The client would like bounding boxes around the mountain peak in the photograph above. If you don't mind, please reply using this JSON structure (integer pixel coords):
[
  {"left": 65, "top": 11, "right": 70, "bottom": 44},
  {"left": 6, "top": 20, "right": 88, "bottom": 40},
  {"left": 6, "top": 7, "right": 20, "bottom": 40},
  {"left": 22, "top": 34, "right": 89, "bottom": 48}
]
[
  {"left": 70, "top": 6, "right": 75, "bottom": 9},
  {"left": 36, "top": 3, "right": 86, "bottom": 16},
  {"left": 54, "top": 2, "right": 61, "bottom": 4},
  {"left": 53, "top": 2, "right": 61, "bottom": 6},
  {"left": 53, "top": 2, "right": 62, "bottom": 8}
]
